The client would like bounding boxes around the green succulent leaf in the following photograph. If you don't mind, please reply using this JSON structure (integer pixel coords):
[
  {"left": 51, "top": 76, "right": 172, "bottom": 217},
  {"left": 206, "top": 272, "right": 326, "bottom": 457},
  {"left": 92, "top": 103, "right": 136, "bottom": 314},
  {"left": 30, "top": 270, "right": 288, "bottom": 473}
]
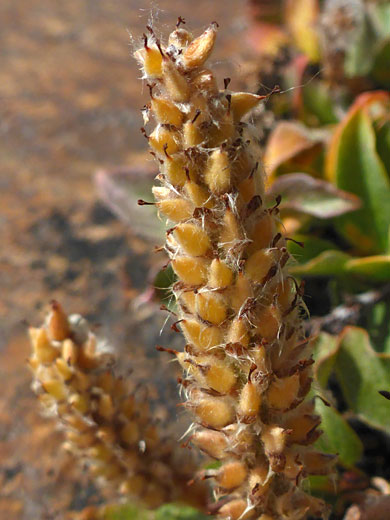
[
  {"left": 345, "top": 256, "right": 390, "bottom": 281},
  {"left": 360, "top": 300, "right": 390, "bottom": 355},
  {"left": 289, "top": 250, "right": 351, "bottom": 277},
  {"left": 334, "top": 327, "right": 390, "bottom": 433},
  {"left": 326, "top": 92, "right": 390, "bottom": 255},
  {"left": 102, "top": 504, "right": 152, "bottom": 520},
  {"left": 376, "top": 120, "right": 390, "bottom": 176},
  {"left": 287, "top": 235, "right": 338, "bottom": 267},
  {"left": 314, "top": 399, "right": 363, "bottom": 468},
  {"left": 311, "top": 333, "right": 363, "bottom": 467},
  {"left": 155, "top": 505, "right": 209, "bottom": 520}
]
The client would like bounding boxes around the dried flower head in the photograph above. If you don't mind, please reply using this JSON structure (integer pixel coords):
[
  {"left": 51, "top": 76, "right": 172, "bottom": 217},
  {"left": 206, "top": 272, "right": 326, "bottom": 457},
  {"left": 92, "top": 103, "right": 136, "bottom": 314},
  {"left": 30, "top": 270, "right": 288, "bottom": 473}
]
[{"left": 135, "top": 21, "right": 336, "bottom": 519}]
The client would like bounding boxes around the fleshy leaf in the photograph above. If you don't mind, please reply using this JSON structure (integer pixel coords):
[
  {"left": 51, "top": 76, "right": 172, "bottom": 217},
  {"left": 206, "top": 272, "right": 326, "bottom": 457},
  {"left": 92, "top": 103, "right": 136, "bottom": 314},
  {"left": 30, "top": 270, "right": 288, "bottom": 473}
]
[
  {"left": 95, "top": 164, "right": 165, "bottom": 243},
  {"left": 289, "top": 250, "right": 351, "bottom": 277},
  {"left": 376, "top": 120, "right": 390, "bottom": 175},
  {"left": 155, "top": 505, "right": 209, "bottom": 520},
  {"left": 314, "top": 399, "right": 363, "bottom": 468},
  {"left": 311, "top": 333, "right": 363, "bottom": 467},
  {"left": 102, "top": 503, "right": 152, "bottom": 520},
  {"left": 360, "top": 300, "right": 390, "bottom": 355},
  {"left": 264, "top": 122, "right": 323, "bottom": 178},
  {"left": 268, "top": 173, "right": 361, "bottom": 218},
  {"left": 335, "top": 327, "right": 390, "bottom": 433},
  {"left": 345, "top": 256, "right": 390, "bottom": 281},
  {"left": 325, "top": 92, "right": 390, "bottom": 254},
  {"left": 287, "top": 234, "right": 337, "bottom": 266}
]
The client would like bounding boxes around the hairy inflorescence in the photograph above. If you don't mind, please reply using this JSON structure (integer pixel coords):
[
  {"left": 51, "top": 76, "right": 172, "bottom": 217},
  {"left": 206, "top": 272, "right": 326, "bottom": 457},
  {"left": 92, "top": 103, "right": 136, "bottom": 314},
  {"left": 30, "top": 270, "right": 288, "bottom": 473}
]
[
  {"left": 28, "top": 301, "right": 205, "bottom": 509},
  {"left": 135, "top": 21, "right": 336, "bottom": 520}
]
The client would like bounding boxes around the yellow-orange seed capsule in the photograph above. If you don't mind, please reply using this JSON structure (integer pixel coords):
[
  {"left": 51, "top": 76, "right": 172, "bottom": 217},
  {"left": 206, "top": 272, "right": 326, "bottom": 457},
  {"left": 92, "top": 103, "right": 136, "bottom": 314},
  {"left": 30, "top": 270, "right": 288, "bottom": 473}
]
[
  {"left": 245, "top": 249, "right": 274, "bottom": 284},
  {"left": 162, "top": 57, "right": 190, "bottom": 102},
  {"left": 196, "top": 292, "right": 227, "bottom": 325},
  {"left": 255, "top": 305, "right": 281, "bottom": 342},
  {"left": 157, "top": 199, "right": 194, "bottom": 222},
  {"left": 196, "top": 397, "right": 234, "bottom": 429},
  {"left": 219, "top": 209, "right": 242, "bottom": 249},
  {"left": 30, "top": 327, "right": 58, "bottom": 363},
  {"left": 247, "top": 214, "right": 275, "bottom": 254},
  {"left": 164, "top": 154, "right": 193, "bottom": 187},
  {"left": 192, "top": 68, "right": 219, "bottom": 95},
  {"left": 230, "top": 272, "right": 252, "bottom": 313},
  {"left": 218, "top": 499, "right": 253, "bottom": 520},
  {"left": 184, "top": 180, "right": 212, "bottom": 208},
  {"left": 249, "top": 461, "right": 270, "bottom": 496},
  {"left": 47, "top": 301, "right": 70, "bottom": 341},
  {"left": 62, "top": 338, "right": 78, "bottom": 366},
  {"left": 230, "top": 92, "right": 263, "bottom": 122},
  {"left": 183, "top": 120, "right": 204, "bottom": 147},
  {"left": 204, "top": 149, "right": 231, "bottom": 194},
  {"left": 98, "top": 393, "right": 115, "bottom": 421},
  {"left": 172, "top": 256, "right": 209, "bottom": 285},
  {"left": 217, "top": 461, "right": 247, "bottom": 489},
  {"left": 180, "top": 291, "right": 198, "bottom": 315},
  {"left": 267, "top": 374, "right": 300, "bottom": 410},
  {"left": 208, "top": 259, "right": 234, "bottom": 288},
  {"left": 261, "top": 425, "right": 287, "bottom": 455},
  {"left": 55, "top": 357, "right": 73, "bottom": 381},
  {"left": 69, "top": 392, "right": 89, "bottom": 414},
  {"left": 43, "top": 379, "right": 67, "bottom": 401},
  {"left": 182, "top": 23, "right": 217, "bottom": 69},
  {"left": 199, "top": 357, "right": 237, "bottom": 393},
  {"left": 151, "top": 97, "right": 183, "bottom": 126},
  {"left": 181, "top": 319, "right": 223, "bottom": 351},
  {"left": 174, "top": 223, "right": 211, "bottom": 256},
  {"left": 227, "top": 318, "right": 250, "bottom": 346},
  {"left": 192, "top": 430, "right": 228, "bottom": 459},
  {"left": 149, "top": 125, "right": 180, "bottom": 156},
  {"left": 238, "top": 176, "right": 256, "bottom": 204},
  {"left": 239, "top": 381, "right": 261, "bottom": 416},
  {"left": 135, "top": 45, "right": 163, "bottom": 78}
]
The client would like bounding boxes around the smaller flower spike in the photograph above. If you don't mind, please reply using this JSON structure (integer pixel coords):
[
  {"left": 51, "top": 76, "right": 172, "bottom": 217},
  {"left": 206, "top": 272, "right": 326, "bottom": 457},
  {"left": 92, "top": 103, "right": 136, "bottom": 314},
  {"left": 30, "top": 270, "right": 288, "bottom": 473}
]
[
  {"left": 28, "top": 302, "right": 207, "bottom": 509},
  {"left": 135, "top": 21, "right": 336, "bottom": 520}
]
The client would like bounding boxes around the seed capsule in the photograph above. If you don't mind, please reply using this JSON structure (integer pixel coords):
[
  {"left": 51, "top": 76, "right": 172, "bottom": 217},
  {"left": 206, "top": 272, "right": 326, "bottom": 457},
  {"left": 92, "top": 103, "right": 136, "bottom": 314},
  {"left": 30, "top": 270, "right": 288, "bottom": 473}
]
[
  {"left": 174, "top": 223, "right": 211, "bottom": 256},
  {"left": 196, "top": 397, "right": 234, "bottom": 429},
  {"left": 172, "top": 256, "right": 209, "bottom": 285},
  {"left": 239, "top": 381, "right": 261, "bottom": 416},
  {"left": 182, "top": 23, "right": 217, "bottom": 69},
  {"left": 217, "top": 461, "right": 247, "bottom": 489}
]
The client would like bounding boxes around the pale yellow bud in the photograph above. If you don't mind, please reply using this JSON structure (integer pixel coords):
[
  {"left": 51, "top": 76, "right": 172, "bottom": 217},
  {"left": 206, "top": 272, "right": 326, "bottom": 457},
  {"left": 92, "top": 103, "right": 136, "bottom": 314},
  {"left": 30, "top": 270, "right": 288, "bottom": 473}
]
[
  {"left": 267, "top": 374, "right": 300, "bottom": 410},
  {"left": 182, "top": 23, "right": 217, "bottom": 69},
  {"left": 196, "top": 292, "right": 227, "bottom": 325},
  {"left": 174, "top": 223, "right": 211, "bottom": 256},
  {"left": 239, "top": 381, "right": 261, "bottom": 417},
  {"left": 217, "top": 461, "right": 247, "bottom": 489},
  {"left": 196, "top": 397, "right": 234, "bottom": 429},
  {"left": 172, "top": 256, "right": 209, "bottom": 285},
  {"left": 204, "top": 149, "right": 231, "bottom": 194},
  {"left": 208, "top": 259, "right": 234, "bottom": 288},
  {"left": 151, "top": 97, "right": 183, "bottom": 126}
]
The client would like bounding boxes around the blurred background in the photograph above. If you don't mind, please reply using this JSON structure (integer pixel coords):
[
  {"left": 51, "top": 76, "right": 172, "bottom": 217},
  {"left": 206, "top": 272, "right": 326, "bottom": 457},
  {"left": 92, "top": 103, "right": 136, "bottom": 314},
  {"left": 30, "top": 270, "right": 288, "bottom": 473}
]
[{"left": 0, "top": 1, "right": 245, "bottom": 518}]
